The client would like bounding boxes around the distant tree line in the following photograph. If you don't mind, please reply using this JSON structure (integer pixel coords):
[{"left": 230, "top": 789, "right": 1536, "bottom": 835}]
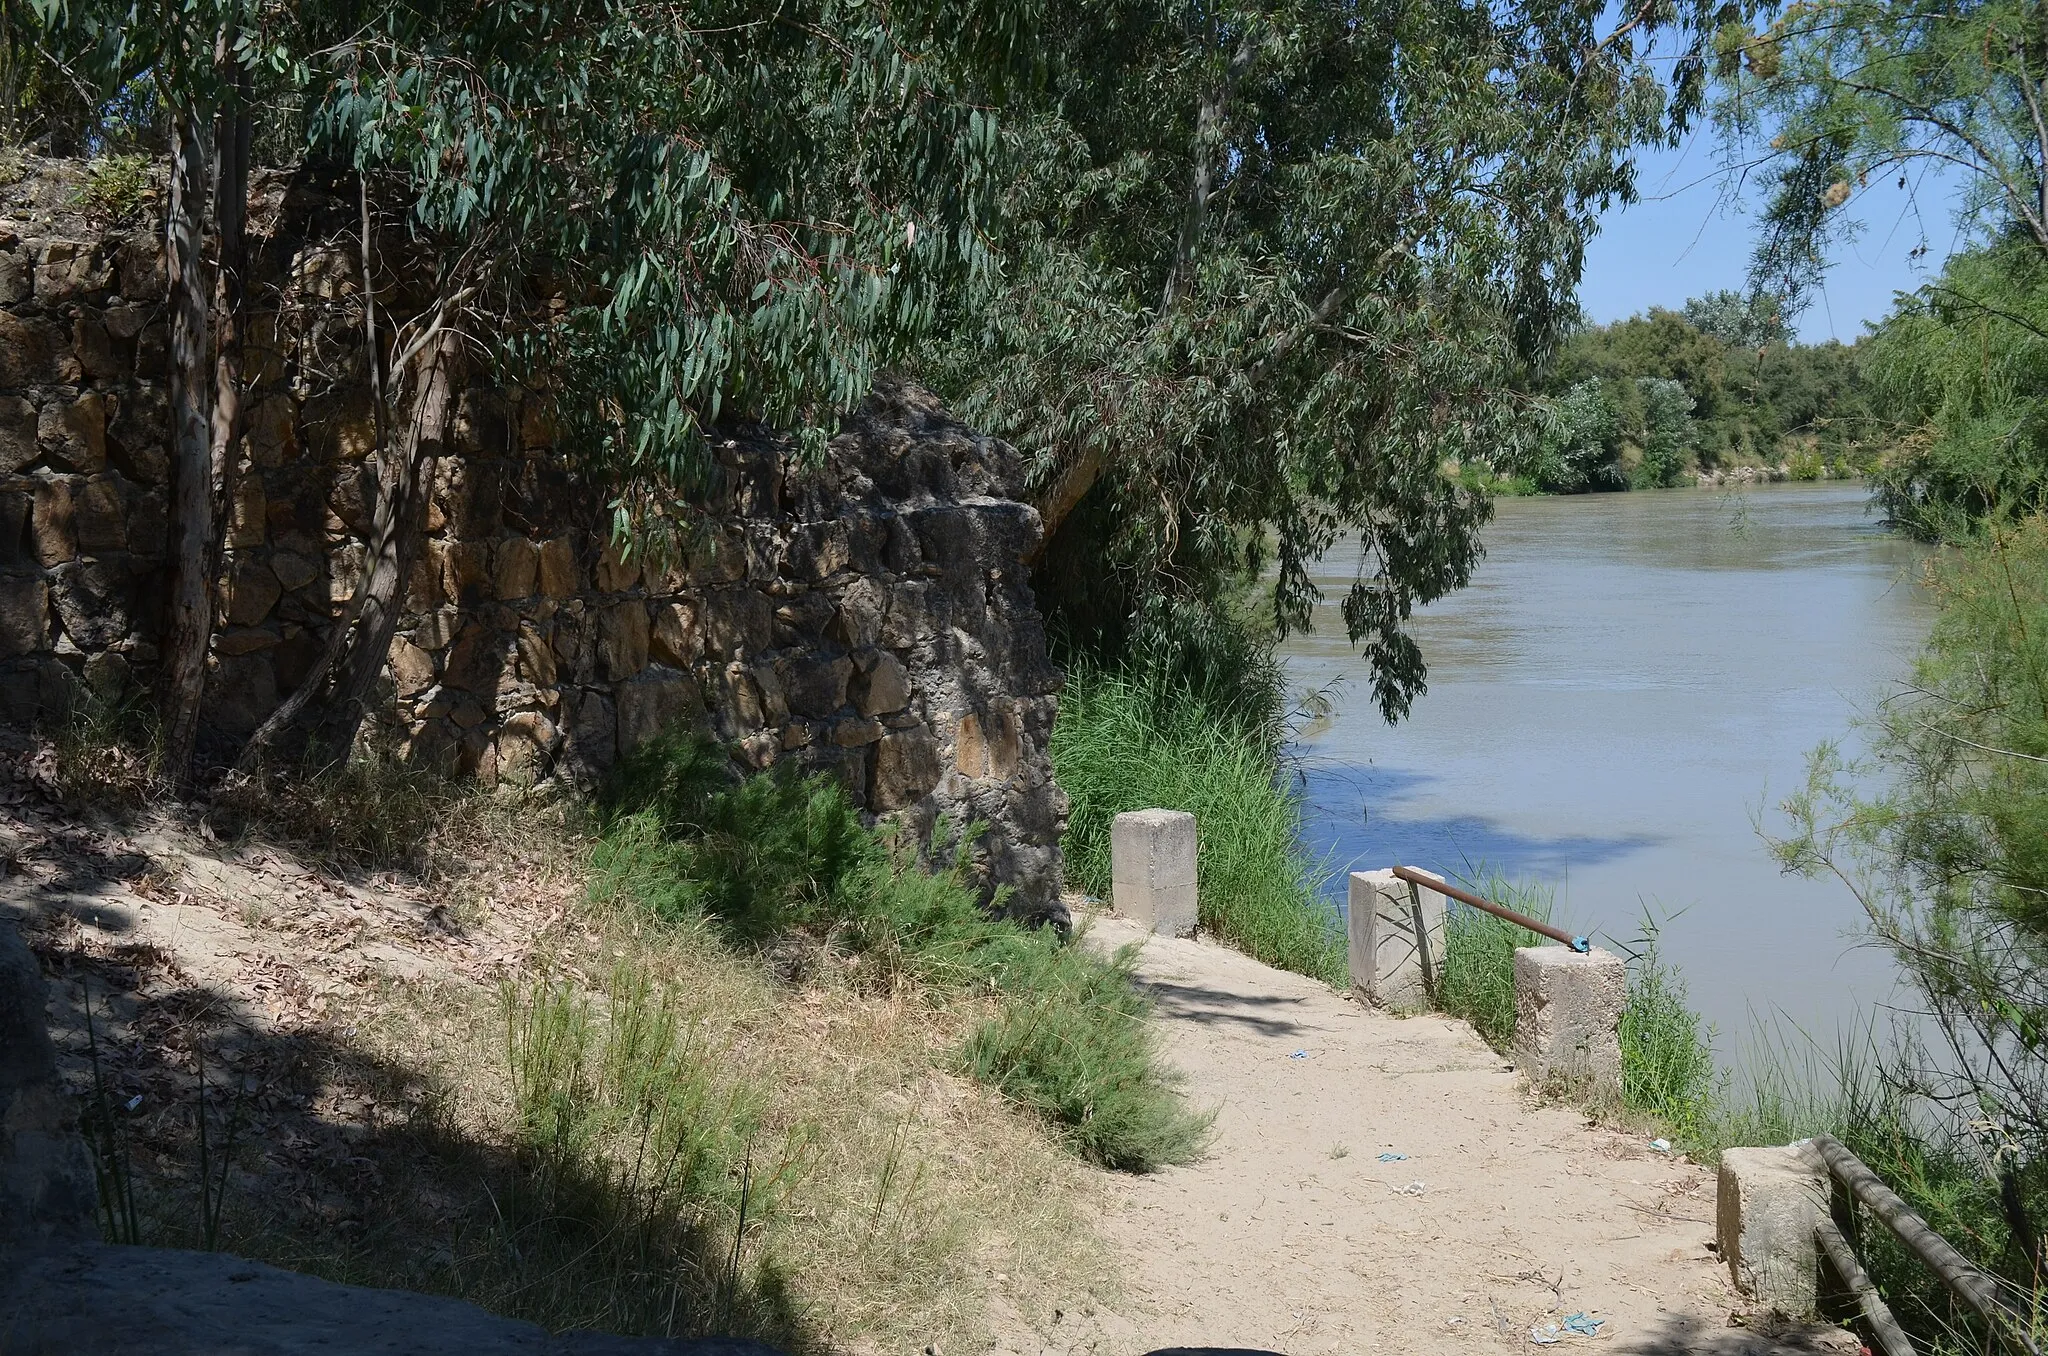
[{"left": 1500, "top": 290, "right": 1878, "bottom": 495}]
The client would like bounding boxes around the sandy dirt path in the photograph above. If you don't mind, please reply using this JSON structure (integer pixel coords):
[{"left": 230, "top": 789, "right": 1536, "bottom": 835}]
[{"left": 993, "top": 915, "right": 1852, "bottom": 1356}]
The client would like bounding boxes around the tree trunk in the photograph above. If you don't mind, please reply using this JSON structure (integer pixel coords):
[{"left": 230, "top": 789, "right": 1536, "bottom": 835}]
[
  {"left": 312, "top": 331, "right": 461, "bottom": 761},
  {"left": 243, "top": 327, "right": 462, "bottom": 769},
  {"left": 204, "top": 84, "right": 252, "bottom": 663},
  {"left": 158, "top": 107, "right": 216, "bottom": 789}
]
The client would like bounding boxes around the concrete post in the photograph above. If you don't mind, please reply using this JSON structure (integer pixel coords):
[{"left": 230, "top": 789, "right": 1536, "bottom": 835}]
[
  {"left": 1347, "top": 868, "right": 1447, "bottom": 1012},
  {"left": 1512, "top": 944, "right": 1626, "bottom": 1102},
  {"left": 1717, "top": 1144, "right": 1827, "bottom": 1314},
  {"left": 1111, "top": 809, "right": 1198, "bottom": 937}
]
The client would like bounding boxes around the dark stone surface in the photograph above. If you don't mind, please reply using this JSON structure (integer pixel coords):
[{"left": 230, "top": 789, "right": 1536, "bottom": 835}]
[
  {"left": 0, "top": 911, "right": 98, "bottom": 1259},
  {"left": 0, "top": 1242, "right": 788, "bottom": 1355}
]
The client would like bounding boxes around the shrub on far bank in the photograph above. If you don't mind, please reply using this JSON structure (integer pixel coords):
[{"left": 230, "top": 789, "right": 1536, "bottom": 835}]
[{"left": 1051, "top": 666, "right": 1344, "bottom": 985}]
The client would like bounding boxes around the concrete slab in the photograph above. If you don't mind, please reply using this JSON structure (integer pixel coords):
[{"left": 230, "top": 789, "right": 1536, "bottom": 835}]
[
  {"left": 1112, "top": 809, "right": 1198, "bottom": 937},
  {"left": 1513, "top": 944, "right": 1626, "bottom": 1102},
  {"left": 1347, "top": 868, "right": 1446, "bottom": 1012},
  {"left": 1717, "top": 1144, "right": 1827, "bottom": 1315}
]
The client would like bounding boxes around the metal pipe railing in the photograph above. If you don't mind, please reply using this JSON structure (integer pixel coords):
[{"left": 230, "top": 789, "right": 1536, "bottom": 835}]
[
  {"left": 1810, "top": 1133, "right": 2042, "bottom": 1356},
  {"left": 1391, "top": 865, "right": 1590, "bottom": 953}
]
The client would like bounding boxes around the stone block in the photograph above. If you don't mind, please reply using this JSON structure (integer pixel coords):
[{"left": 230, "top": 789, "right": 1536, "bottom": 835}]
[
  {"left": 517, "top": 621, "right": 558, "bottom": 687},
  {"left": 0, "top": 312, "right": 62, "bottom": 386},
  {"left": 50, "top": 558, "right": 131, "bottom": 649},
  {"left": 442, "top": 539, "right": 492, "bottom": 604},
  {"left": 537, "top": 535, "right": 579, "bottom": 597},
  {"left": 109, "top": 385, "right": 170, "bottom": 485},
  {"left": 594, "top": 539, "right": 640, "bottom": 592},
  {"left": 955, "top": 706, "right": 1022, "bottom": 779},
  {"left": 851, "top": 649, "right": 909, "bottom": 716},
  {"left": 493, "top": 537, "right": 538, "bottom": 600},
  {"left": 1111, "top": 808, "right": 1198, "bottom": 937},
  {"left": 0, "top": 577, "right": 47, "bottom": 658},
  {"left": 72, "top": 475, "right": 125, "bottom": 553},
  {"left": 650, "top": 600, "right": 700, "bottom": 668},
  {"left": 1347, "top": 868, "right": 1447, "bottom": 1013},
  {"left": 38, "top": 392, "right": 107, "bottom": 474},
  {"left": 225, "top": 558, "right": 282, "bottom": 626},
  {"left": 1513, "top": 944, "right": 1626, "bottom": 1101},
  {"left": 617, "top": 665, "right": 702, "bottom": 750},
  {"left": 1717, "top": 1144, "right": 1826, "bottom": 1315},
  {"left": 31, "top": 476, "right": 75, "bottom": 566},
  {"left": 597, "top": 602, "right": 650, "bottom": 680},
  {"left": 780, "top": 654, "right": 852, "bottom": 717},
  {"left": 0, "top": 396, "right": 36, "bottom": 474},
  {"left": 388, "top": 635, "right": 437, "bottom": 698},
  {"left": 496, "top": 709, "right": 558, "bottom": 783},
  {"left": 229, "top": 475, "right": 266, "bottom": 548},
  {"left": 870, "top": 724, "right": 941, "bottom": 810},
  {"left": 244, "top": 393, "right": 297, "bottom": 468}
]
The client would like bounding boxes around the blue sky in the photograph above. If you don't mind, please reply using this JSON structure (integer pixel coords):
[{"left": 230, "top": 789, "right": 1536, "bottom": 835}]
[{"left": 1581, "top": 131, "right": 1974, "bottom": 343}]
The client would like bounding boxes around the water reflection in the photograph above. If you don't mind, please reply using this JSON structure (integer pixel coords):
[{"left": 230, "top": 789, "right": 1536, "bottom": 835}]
[{"left": 1278, "top": 482, "right": 1932, "bottom": 1054}]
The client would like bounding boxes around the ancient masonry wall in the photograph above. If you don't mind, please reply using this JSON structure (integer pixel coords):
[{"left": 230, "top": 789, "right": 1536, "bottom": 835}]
[{"left": 0, "top": 159, "right": 1067, "bottom": 916}]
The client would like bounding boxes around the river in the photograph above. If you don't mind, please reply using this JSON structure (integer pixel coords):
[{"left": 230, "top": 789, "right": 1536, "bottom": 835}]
[{"left": 1280, "top": 480, "right": 1933, "bottom": 1061}]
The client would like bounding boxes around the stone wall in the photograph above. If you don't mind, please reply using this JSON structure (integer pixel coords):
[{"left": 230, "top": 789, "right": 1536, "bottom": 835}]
[{"left": 0, "top": 158, "right": 1067, "bottom": 917}]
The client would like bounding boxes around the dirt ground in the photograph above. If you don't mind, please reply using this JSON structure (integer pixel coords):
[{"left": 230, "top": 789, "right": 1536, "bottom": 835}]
[
  {"left": 989, "top": 914, "right": 1858, "bottom": 1356},
  {"left": 1, "top": 729, "right": 1855, "bottom": 1354}
]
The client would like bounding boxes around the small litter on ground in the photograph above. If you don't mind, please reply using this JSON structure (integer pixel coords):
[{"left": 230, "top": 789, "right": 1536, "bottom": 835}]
[
  {"left": 1377, "top": 1151, "right": 1408, "bottom": 1162},
  {"left": 1530, "top": 1323, "right": 1561, "bottom": 1346},
  {"left": 1288, "top": 1049, "right": 1308, "bottom": 1059},
  {"left": 1390, "top": 1179, "right": 1427, "bottom": 1197},
  {"left": 1649, "top": 1138, "right": 1672, "bottom": 1153},
  {"left": 1562, "top": 1312, "right": 1604, "bottom": 1335}
]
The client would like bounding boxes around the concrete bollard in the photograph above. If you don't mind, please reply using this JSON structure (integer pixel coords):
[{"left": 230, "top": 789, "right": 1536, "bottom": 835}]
[
  {"left": 1717, "top": 1144, "right": 1827, "bottom": 1314},
  {"left": 1347, "top": 869, "right": 1447, "bottom": 1012},
  {"left": 1111, "top": 809, "right": 1198, "bottom": 937},
  {"left": 1512, "top": 944, "right": 1626, "bottom": 1102}
]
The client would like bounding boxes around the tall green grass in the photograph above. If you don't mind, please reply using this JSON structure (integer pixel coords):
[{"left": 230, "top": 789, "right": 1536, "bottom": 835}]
[
  {"left": 593, "top": 727, "right": 1210, "bottom": 1172},
  {"left": 1051, "top": 666, "right": 1344, "bottom": 984}
]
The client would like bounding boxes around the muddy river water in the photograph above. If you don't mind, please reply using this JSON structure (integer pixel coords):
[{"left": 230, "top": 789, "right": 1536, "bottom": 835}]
[{"left": 1280, "top": 481, "right": 1933, "bottom": 1061}]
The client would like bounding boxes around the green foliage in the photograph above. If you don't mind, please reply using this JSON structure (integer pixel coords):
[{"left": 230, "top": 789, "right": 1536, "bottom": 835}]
[
  {"left": 1631, "top": 378, "right": 1698, "bottom": 489},
  {"left": 1530, "top": 379, "right": 1627, "bottom": 494},
  {"left": 928, "top": 0, "right": 1727, "bottom": 721},
  {"left": 71, "top": 152, "right": 148, "bottom": 219},
  {"left": 597, "top": 729, "right": 1209, "bottom": 1172},
  {"left": 500, "top": 967, "right": 799, "bottom": 1338},
  {"left": 959, "top": 941, "right": 1213, "bottom": 1172},
  {"left": 1533, "top": 301, "right": 1874, "bottom": 481},
  {"left": 1864, "top": 238, "right": 2048, "bottom": 538},
  {"left": 1616, "top": 921, "right": 1719, "bottom": 1139},
  {"left": 1050, "top": 666, "right": 1344, "bottom": 985},
  {"left": 27, "top": 0, "right": 1030, "bottom": 526},
  {"left": 1717, "top": 0, "right": 2048, "bottom": 318},
  {"left": 1683, "top": 288, "right": 1790, "bottom": 349},
  {"left": 1436, "top": 874, "right": 1548, "bottom": 1050},
  {"left": 1765, "top": 514, "right": 2048, "bottom": 1335}
]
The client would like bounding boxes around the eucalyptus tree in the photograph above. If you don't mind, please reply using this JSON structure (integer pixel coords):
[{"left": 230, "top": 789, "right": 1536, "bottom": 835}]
[
  {"left": 927, "top": 0, "right": 1722, "bottom": 720},
  {"left": 29, "top": 0, "right": 278, "bottom": 785},
  {"left": 238, "top": 0, "right": 1031, "bottom": 762}
]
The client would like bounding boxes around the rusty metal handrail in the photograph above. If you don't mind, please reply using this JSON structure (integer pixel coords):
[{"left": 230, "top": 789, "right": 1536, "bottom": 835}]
[
  {"left": 1391, "top": 865, "right": 1590, "bottom": 952},
  {"left": 1809, "top": 1133, "right": 2042, "bottom": 1356}
]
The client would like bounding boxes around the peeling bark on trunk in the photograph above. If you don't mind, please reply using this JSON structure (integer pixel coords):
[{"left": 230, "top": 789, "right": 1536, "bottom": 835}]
[
  {"left": 242, "top": 328, "right": 462, "bottom": 768},
  {"left": 158, "top": 109, "right": 216, "bottom": 789},
  {"left": 204, "top": 84, "right": 251, "bottom": 628},
  {"left": 314, "top": 332, "right": 461, "bottom": 760}
]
